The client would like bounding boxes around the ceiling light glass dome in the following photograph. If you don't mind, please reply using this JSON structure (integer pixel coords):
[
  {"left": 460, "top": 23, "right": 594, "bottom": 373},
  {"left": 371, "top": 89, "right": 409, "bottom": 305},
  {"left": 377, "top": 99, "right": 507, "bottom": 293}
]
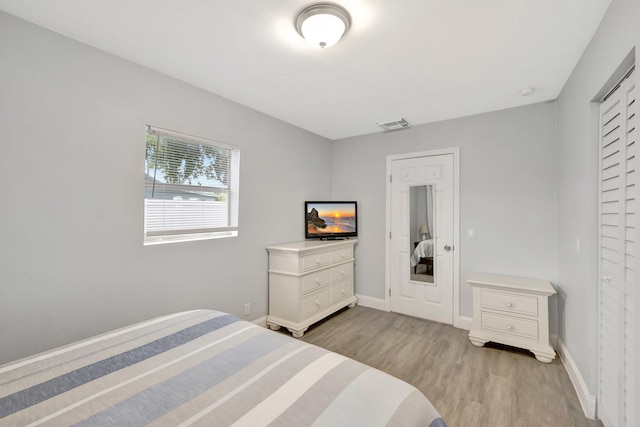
[{"left": 295, "top": 4, "right": 351, "bottom": 49}]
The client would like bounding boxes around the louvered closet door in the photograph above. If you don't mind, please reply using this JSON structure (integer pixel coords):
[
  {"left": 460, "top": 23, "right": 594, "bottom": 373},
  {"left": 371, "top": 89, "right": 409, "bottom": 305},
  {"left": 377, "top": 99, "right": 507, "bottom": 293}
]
[{"left": 598, "top": 68, "right": 636, "bottom": 427}]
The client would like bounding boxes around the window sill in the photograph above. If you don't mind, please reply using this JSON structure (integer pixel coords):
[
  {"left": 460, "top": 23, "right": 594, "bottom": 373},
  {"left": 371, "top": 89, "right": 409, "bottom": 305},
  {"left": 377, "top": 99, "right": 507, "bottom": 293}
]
[{"left": 144, "top": 230, "right": 238, "bottom": 246}]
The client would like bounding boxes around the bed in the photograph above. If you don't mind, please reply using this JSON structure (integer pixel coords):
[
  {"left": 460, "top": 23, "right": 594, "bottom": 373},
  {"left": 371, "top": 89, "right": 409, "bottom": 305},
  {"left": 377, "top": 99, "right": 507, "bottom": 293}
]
[
  {"left": 0, "top": 309, "right": 446, "bottom": 426},
  {"left": 411, "top": 239, "right": 434, "bottom": 274}
]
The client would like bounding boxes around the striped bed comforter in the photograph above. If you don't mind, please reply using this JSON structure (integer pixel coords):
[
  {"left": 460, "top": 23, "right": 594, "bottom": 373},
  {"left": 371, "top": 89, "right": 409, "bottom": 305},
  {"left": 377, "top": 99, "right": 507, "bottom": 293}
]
[{"left": 0, "top": 309, "right": 446, "bottom": 427}]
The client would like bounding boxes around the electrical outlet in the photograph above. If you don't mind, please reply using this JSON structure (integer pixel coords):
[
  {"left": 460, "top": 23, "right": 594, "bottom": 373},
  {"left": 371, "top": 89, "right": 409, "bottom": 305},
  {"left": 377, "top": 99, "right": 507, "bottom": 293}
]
[{"left": 243, "top": 303, "right": 251, "bottom": 316}]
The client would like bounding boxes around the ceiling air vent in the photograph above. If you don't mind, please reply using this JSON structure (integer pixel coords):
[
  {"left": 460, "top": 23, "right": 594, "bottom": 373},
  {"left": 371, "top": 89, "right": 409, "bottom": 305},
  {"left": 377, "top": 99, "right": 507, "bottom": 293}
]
[{"left": 377, "top": 118, "right": 410, "bottom": 132}]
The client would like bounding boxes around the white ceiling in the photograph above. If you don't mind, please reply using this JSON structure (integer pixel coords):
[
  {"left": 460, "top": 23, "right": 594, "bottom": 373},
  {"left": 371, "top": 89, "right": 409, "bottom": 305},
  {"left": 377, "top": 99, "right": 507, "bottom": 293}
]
[{"left": 0, "top": 0, "right": 612, "bottom": 140}]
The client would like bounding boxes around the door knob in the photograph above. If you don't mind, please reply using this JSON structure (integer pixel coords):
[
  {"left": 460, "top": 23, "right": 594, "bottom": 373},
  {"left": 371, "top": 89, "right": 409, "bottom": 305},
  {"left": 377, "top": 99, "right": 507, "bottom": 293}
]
[{"left": 444, "top": 244, "right": 452, "bottom": 251}]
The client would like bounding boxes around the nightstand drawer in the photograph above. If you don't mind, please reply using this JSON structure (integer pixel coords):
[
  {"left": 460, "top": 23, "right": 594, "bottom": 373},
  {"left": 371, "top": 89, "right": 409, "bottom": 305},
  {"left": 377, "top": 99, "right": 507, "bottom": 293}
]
[
  {"left": 331, "top": 279, "right": 354, "bottom": 303},
  {"left": 302, "top": 252, "right": 331, "bottom": 271},
  {"left": 481, "top": 312, "right": 538, "bottom": 339},
  {"left": 330, "top": 262, "right": 353, "bottom": 283},
  {"left": 302, "top": 290, "right": 331, "bottom": 317},
  {"left": 301, "top": 270, "right": 331, "bottom": 294},
  {"left": 481, "top": 290, "right": 538, "bottom": 316}
]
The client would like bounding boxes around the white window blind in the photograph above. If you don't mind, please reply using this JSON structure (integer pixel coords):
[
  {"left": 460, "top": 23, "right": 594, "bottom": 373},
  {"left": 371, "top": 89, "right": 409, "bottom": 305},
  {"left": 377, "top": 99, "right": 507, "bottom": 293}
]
[{"left": 144, "top": 126, "right": 240, "bottom": 245}]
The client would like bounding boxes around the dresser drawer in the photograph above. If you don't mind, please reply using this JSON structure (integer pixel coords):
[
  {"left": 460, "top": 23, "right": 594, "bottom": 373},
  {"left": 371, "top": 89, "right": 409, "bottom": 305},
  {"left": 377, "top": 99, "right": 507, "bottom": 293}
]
[
  {"left": 330, "top": 248, "right": 352, "bottom": 264},
  {"left": 331, "top": 279, "right": 354, "bottom": 303},
  {"left": 330, "top": 262, "right": 353, "bottom": 283},
  {"left": 301, "top": 270, "right": 331, "bottom": 294},
  {"left": 302, "top": 251, "right": 331, "bottom": 271},
  {"left": 481, "top": 290, "right": 538, "bottom": 316},
  {"left": 481, "top": 312, "right": 539, "bottom": 339},
  {"left": 302, "top": 290, "right": 331, "bottom": 317}
]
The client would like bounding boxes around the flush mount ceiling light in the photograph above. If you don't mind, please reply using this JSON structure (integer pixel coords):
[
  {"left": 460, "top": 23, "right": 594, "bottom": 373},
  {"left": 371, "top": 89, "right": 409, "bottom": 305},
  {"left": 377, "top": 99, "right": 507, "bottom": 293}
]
[{"left": 295, "top": 3, "right": 351, "bottom": 49}]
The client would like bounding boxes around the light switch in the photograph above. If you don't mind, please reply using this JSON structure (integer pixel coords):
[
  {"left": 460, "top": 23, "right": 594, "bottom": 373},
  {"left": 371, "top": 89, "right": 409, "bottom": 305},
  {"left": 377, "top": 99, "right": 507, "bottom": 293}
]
[{"left": 467, "top": 229, "right": 476, "bottom": 240}]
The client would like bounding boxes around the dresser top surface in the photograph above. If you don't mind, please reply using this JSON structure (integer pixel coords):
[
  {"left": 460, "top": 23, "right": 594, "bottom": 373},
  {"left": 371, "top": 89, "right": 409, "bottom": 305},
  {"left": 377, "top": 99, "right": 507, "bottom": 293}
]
[
  {"left": 467, "top": 272, "right": 556, "bottom": 295},
  {"left": 266, "top": 239, "right": 357, "bottom": 253}
]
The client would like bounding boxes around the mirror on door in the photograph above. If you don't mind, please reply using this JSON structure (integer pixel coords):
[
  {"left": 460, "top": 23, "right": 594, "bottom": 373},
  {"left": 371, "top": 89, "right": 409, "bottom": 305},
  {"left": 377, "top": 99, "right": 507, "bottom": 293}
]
[{"left": 409, "top": 185, "right": 435, "bottom": 283}]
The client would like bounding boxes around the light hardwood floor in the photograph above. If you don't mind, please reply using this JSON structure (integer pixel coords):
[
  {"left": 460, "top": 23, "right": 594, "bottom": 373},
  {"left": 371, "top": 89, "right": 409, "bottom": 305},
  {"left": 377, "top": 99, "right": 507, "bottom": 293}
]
[{"left": 294, "top": 305, "right": 602, "bottom": 427}]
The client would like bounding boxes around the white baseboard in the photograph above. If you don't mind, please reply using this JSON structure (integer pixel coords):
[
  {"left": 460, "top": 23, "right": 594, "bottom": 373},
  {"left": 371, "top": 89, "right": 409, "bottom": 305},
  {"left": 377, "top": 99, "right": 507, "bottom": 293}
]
[
  {"left": 355, "top": 294, "right": 388, "bottom": 311},
  {"left": 456, "top": 315, "right": 473, "bottom": 330},
  {"left": 356, "top": 296, "right": 473, "bottom": 332},
  {"left": 556, "top": 336, "right": 597, "bottom": 419},
  {"left": 252, "top": 315, "right": 268, "bottom": 328},
  {"left": 256, "top": 293, "right": 388, "bottom": 328},
  {"left": 258, "top": 309, "right": 472, "bottom": 332},
  {"left": 550, "top": 333, "right": 558, "bottom": 349}
]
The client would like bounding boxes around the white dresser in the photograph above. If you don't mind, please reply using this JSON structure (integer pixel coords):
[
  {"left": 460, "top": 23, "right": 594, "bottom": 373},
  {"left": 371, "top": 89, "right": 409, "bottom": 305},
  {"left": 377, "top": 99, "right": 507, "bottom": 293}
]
[
  {"left": 266, "top": 239, "right": 358, "bottom": 338},
  {"left": 467, "top": 273, "right": 556, "bottom": 363}
]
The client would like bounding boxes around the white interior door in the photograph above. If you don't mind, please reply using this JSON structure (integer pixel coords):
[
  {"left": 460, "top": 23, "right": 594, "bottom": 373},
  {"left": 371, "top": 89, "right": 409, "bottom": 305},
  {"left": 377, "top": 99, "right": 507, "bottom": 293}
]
[
  {"left": 389, "top": 153, "right": 454, "bottom": 324},
  {"left": 598, "top": 68, "right": 635, "bottom": 427}
]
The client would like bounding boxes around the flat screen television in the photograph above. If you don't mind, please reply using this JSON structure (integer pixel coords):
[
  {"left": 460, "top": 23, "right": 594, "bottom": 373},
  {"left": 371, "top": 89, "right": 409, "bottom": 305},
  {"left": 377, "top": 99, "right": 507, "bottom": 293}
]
[{"left": 305, "top": 201, "right": 357, "bottom": 240}]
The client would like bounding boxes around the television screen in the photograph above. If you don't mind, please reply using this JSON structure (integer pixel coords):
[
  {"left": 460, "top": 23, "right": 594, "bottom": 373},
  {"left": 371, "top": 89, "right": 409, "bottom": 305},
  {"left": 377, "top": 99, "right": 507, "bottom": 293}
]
[{"left": 305, "top": 201, "right": 357, "bottom": 239}]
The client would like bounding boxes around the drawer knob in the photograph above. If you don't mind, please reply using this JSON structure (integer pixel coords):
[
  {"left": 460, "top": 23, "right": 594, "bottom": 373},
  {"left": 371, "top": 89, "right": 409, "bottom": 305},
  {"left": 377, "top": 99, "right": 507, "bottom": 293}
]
[
  {"left": 316, "top": 259, "right": 321, "bottom": 264},
  {"left": 340, "top": 270, "right": 345, "bottom": 276},
  {"left": 341, "top": 289, "right": 346, "bottom": 295},
  {"left": 505, "top": 301, "right": 513, "bottom": 308},
  {"left": 315, "top": 279, "right": 321, "bottom": 285},
  {"left": 315, "top": 300, "right": 321, "bottom": 306},
  {"left": 340, "top": 253, "right": 346, "bottom": 258},
  {"left": 505, "top": 323, "right": 513, "bottom": 330}
]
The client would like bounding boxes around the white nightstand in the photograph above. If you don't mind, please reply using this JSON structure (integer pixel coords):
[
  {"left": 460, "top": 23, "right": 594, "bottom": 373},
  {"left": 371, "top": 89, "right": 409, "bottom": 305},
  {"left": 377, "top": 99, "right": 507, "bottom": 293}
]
[{"left": 467, "top": 272, "right": 556, "bottom": 363}]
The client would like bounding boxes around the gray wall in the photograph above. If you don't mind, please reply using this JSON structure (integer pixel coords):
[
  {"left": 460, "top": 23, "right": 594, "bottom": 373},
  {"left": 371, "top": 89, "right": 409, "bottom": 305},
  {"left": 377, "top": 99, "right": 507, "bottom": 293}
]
[
  {"left": 331, "top": 102, "right": 558, "bottom": 321},
  {"left": 0, "top": 11, "right": 332, "bottom": 364},
  {"left": 555, "top": 0, "right": 639, "bottom": 399},
  {"left": 3, "top": 3, "right": 639, "bottom": 413}
]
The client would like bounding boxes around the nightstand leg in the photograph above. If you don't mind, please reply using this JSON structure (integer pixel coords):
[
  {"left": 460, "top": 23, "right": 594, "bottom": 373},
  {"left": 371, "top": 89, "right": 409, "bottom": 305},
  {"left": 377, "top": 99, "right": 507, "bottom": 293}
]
[{"left": 532, "top": 349, "right": 556, "bottom": 363}]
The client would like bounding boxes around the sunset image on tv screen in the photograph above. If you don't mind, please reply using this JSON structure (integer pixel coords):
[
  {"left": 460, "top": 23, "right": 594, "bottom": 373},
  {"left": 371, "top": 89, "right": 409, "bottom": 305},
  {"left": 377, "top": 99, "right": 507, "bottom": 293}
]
[{"left": 306, "top": 203, "right": 356, "bottom": 235}]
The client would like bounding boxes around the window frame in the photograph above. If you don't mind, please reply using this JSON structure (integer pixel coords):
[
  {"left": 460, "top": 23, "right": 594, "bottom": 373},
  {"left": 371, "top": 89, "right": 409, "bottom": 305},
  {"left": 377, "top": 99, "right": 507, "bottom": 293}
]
[{"left": 144, "top": 125, "right": 240, "bottom": 245}]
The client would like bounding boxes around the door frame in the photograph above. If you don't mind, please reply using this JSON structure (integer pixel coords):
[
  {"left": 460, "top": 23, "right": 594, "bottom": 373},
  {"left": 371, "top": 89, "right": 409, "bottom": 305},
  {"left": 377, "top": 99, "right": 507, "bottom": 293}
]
[{"left": 385, "top": 147, "right": 461, "bottom": 327}]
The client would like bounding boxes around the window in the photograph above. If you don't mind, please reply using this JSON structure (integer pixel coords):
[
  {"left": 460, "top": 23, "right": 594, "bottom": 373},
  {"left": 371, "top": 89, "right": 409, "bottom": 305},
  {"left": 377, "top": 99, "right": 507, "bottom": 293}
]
[{"left": 144, "top": 126, "right": 240, "bottom": 245}]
